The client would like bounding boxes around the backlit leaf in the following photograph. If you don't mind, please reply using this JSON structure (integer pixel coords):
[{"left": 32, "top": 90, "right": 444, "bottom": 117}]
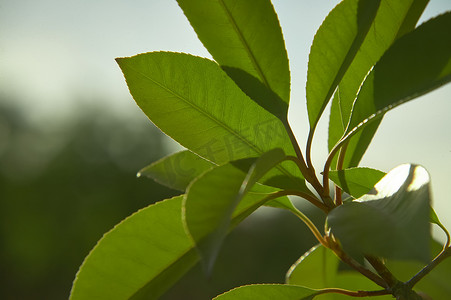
[
  {"left": 342, "top": 13, "right": 451, "bottom": 144},
  {"left": 184, "top": 149, "right": 288, "bottom": 273},
  {"left": 429, "top": 206, "right": 446, "bottom": 229},
  {"left": 70, "top": 196, "right": 197, "bottom": 300},
  {"left": 306, "top": 0, "right": 380, "bottom": 129},
  {"left": 71, "top": 187, "right": 290, "bottom": 299},
  {"left": 328, "top": 0, "right": 429, "bottom": 168},
  {"left": 327, "top": 164, "right": 431, "bottom": 261},
  {"left": 213, "top": 284, "right": 319, "bottom": 300},
  {"left": 328, "top": 167, "right": 385, "bottom": 198},
  {"left": 177, "top": 0, "right": 290, "bottom": 119},
  {"left": 117, "top": 52, "right": 306, "bottom": 192},
  {"left": 138, "top": 150, "right": 214, "bottom": 191}
]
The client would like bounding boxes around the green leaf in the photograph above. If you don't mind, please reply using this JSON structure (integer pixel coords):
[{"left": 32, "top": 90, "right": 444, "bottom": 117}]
[
  {"left": 343, "top": 12, "right": 451, "bottom": 143},
  {"left": 70, "top": 196, "right": 198, "bottom": 300},
  {"left": 330, "top": 121, "right": 382, "bottom": 170},
  {"left": 306, "top": 0, "right": 381, "bottom": 129},
  {"left": 328, "top": 167, "right": 385, "bottom": 198},
  {"left": 233, "top": 184, "right": 292, "bottom": 225},
  {"left": 116, "top": 52, "right": 306, "bottom": 192},
  {"left": 138, "top": 150, "right": 214, "bottom": 191},
  {"left": 184, "top": 149, "right": 288, "bottom": 273},
  {"left": 327, "top": 164, "right": 431, "bottom": 261},
  {"left": 395, "top": 0, "right": 430, "bottom": 38},
  {"left": 71, "top": 186, "right": 290, "bottom": 300},
  {"left": 328, "top": 0, "right": 429, "bottom": 168},
  {"left": 429, "top": 207, "right": 442, "bottom": 226},
  {"left": 386, "top": 240, "right": 451, "bottom": 299},
  {"left": 286, "top": 245, "right": 394, "bottom": 300},
  {"left": 286, "top": 244, "right": 339, "bottom": 291},
  {"left": 212, "top": 284, "right": 319, "bottom": 300},
  {"left": 264, "top": 195, "right": 299, "bottom": 212},
  {"left": 177, "top": 0, "right": 290, "bottom": 119}
]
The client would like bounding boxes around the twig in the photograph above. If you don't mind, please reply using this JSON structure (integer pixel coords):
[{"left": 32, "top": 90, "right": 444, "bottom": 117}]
[
  {"left": 365, "top": 256, "right": 398, "bottom": 288},
  {"left": 334, "top": 140, "right": 349, "bottom": 205},
  {"left": 284, "top": 123, "right": 326, "bottom": 200},
  {"left": 322, "top": 140, "right": 343, "bottom": 199},
  {"left": 436, "top": 222, "right": 450, "bottom": 249},
  {"left": 285, "top": 156, "right": 327, "bottom": 202},
  {"left": 284, "top": 122, "right": 310, "bottom": 178},
  {"left": 306, "top": 129, "right": 315, "bottom": 172},
  {"left": 406, "top": 246, "right": 451, "bottom": 289},
  {"left": 317, "top": 287, "right": 390, "bottom": 297},
  {"left": 327, "top": 237, "right": 387, "bottom": 288},
  {"left": 290, "top": 205, "right": 328, "bottom": 248},
  {"left": 255, "top": 190, "right": 328, "bottom": 247},
  {"left": 282, "top": 188, "right": 330, "bottom": 213}
]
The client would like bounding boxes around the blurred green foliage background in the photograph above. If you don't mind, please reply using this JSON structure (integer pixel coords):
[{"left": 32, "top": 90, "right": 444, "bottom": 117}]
[{"left": 0, "top": 100, "right": 320, "bottom": 299}]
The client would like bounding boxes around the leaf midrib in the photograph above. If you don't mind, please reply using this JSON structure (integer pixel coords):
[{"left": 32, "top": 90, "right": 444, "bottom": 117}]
[
  {"left": 124, "top": 62, "right": 297, "bottom": 182},
  {"left": 218, "top": 0, "right": 272, "bottom": 90}
]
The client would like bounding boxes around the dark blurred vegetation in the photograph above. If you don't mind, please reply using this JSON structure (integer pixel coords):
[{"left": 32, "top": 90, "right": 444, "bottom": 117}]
[{"left": 0, "top": 101, "right": 321, "bottom": 300}]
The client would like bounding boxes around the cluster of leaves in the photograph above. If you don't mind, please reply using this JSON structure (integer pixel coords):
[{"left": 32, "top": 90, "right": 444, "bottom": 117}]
[{"left": 70, "top": 0, "right": 451, "bottom": 299}]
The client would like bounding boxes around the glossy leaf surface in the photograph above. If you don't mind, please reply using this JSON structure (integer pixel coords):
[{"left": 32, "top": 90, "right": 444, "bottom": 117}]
[
  {"left": 213, "top": 284, "right": 318, "bottom": 300},
  {"left": 328, "top": 167, "right": 385, "bottom": 198},
  {"left": 286, "top": 244, "right": 339, "bottom": 290},
  {"left": 70, "top": 196, "right": 197, "bottom": 300},
  {"left": 138, "top": 150, "right": 214, "bottom": 191},
  {"left": 184, "top": 149, "right": 287, "bottom": 273},
  {"left": 177, "top": 0, "right": 290, "bottom": 119},
  {"left": 328, "top": 0, "right": 429, "bottom": 168},
  {"left": 343, "top": 13, "right": 451, "bottom": 143},
  {"left": 327, "top": 164, "right": 431, "bottom": 261},
  {"left": 306, "top": 0, "right": 380, "bottom": 129},
  {"left": 117, "top": 52, "right": 306, "bottom": 191}
]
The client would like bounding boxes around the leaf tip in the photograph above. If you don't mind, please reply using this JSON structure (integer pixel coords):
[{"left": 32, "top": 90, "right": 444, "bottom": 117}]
[{"left": 115, "top": 57, "right": 126, "bottom": 67}]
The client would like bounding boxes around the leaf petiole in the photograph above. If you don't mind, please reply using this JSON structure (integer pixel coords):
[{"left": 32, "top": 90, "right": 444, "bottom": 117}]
[
  {"left": 316, "top": 287, "right": 390, "bottom": 298},
  {"left": 333, "top": 140, "right": 349, "bottom": 205},
  {"left": 289, "top": 205, "right": 328, "bottom": 248}
]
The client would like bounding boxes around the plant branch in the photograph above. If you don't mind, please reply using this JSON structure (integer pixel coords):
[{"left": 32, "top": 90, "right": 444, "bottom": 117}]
[
  {"left": 334, "top": 140, "right": 349, "bottom": 205},
  {"left": 334, "top": 185, "right": 343, "bottom": 207},
  {"left": 306, "top": 129, "right": 315, "bottom": 172},
  {"left": 327, "top": 237, "right": 387, "bottom": 288},
  {"left": 437, "top": 222, "right": 451, "bottom": 249},
  {"left": 365, "top": 256, "right": 399, "bottom": 288},
  {"left": 317, "top": 287, "right": 390, "bottom": 297},
  {"left": 282, "top": 188, "right": 330, "bottom": 213},
  {"left": 258, "top": 190, "right": 328, "bottom": 246},
  {"left": 290, "top": 205, "right": 329, "bottom": 248},
  {"left": 284, "top": 122, "right": 309, "bottom": 175},
  {"left": 406, "top": 245, "right": 451, "bottom": 289},
  {"left": 322, "top": 140, "right": 343, "bottom": 199},
  {"left": 284, "top": 123, "right": 325, "bottom": 197},
  {"left": 327, "top": 242, "right": 387, "bottom": 288},
  {"left": 285, "top": 155, "right": 325, "bottom": 199}
]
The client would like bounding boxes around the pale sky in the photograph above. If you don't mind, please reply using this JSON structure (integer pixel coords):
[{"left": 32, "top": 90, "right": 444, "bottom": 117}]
[{"left": 1, "top": 0, "right": 450, "bottom": 232}]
